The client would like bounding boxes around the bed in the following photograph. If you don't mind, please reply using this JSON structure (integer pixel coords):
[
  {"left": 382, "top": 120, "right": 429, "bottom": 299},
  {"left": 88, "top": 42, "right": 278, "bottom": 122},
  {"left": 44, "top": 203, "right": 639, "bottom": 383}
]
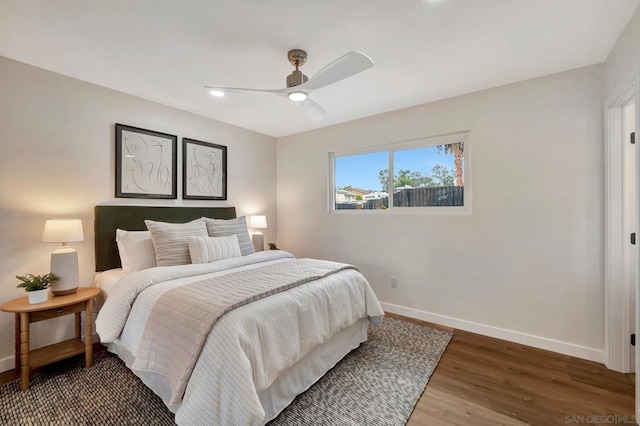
[{"left": 93, "top": 205, "right": 384, "bottom": 425}]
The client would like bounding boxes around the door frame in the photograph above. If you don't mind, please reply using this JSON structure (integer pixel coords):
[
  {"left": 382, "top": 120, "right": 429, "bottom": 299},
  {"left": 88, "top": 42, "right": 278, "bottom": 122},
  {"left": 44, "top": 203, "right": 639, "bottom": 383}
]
[{"left": 604, "top": 71, "right": 638, "bottom": 373}]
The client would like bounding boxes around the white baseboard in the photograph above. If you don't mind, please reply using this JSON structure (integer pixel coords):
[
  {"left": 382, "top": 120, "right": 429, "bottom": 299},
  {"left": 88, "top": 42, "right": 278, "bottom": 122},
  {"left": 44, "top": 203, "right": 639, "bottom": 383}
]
[
  {"left": 0, "top": 354, "right": 14, "bottom": 374},
  {"left": 381, "top": 302, "right": 605, "bottom": 364},
  {"left": 0, "top": 333, "right": 101, "bottom": 374}
]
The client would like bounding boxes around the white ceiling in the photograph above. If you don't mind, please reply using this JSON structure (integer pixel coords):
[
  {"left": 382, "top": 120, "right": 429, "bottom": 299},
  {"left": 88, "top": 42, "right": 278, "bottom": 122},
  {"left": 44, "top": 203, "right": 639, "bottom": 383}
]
[{"left": 1, "top": 0, "right": 638, "bottom": 137}]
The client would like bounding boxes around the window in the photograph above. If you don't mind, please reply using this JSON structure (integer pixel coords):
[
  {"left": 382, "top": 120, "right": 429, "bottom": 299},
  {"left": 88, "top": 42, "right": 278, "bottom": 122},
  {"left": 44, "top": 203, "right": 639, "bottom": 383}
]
[
  {"left": 330, "top": 133, "right": 469, "bottom": 212},
  {"left": 334, "top": 151, "right": 388, "bottom": 210}
]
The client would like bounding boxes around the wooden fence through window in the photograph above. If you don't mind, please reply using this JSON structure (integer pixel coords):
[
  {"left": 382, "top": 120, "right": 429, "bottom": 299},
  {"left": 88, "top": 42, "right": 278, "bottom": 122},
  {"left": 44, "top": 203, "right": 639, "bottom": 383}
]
[{"left": 336, "top": 186, "right": 464, "bottom": 209}]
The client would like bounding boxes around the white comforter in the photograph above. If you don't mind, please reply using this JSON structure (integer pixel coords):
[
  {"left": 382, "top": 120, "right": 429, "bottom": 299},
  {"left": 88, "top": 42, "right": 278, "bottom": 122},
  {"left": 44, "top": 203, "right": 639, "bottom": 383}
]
[{"left": 95, "top": 251, "right": 384, "bottom": 425}]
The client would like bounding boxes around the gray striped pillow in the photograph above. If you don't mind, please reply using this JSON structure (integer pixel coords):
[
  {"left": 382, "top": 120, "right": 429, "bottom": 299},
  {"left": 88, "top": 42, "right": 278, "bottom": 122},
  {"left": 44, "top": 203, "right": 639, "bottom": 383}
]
[
  {"left": 187, "top": 235, "right": 242, "bottom": 264},
  {"left": 204, "top": 216, "right": 255, "bottom": 256},
  {"left": 145, "top": 218, "right": 209, "bottom": 266}
]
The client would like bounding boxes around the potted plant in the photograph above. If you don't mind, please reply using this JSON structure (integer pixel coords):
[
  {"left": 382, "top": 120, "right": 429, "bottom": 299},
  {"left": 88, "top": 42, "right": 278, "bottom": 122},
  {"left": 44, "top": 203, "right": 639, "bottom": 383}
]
[{"left": 16, "top": 273, "right": 59, "bottom": 304}]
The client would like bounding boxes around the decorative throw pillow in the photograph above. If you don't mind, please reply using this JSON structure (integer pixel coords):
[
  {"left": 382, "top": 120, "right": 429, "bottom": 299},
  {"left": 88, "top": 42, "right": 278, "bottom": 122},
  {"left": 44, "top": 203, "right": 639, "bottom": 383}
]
[
  {"left": 115, "top": 229, "right": 157, "bottom": 274},
  {"left": 187, "top": 235, "right": 242, "bottom": 264},
  {"left": 204, "top": 216, "right": 255, "bottom": 256},
  {"left": 145, "top": 218, "right": 208, "bottom": 266}
]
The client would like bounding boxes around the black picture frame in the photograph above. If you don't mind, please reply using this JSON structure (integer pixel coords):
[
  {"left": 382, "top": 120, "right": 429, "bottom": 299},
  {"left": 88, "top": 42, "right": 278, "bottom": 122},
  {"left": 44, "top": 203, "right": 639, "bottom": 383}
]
[
  {"left": 182, "top": 138, "right": 227, "bottom": 200},
  {"left": 115, "top": 123, "right": 177, "bottom": 199}
]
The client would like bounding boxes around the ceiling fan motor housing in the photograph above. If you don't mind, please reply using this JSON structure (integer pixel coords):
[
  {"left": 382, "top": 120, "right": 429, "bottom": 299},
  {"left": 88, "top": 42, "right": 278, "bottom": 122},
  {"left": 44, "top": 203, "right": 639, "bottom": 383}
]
[{"left": 287, "top": 70, "right": 308, "bottom": 88}]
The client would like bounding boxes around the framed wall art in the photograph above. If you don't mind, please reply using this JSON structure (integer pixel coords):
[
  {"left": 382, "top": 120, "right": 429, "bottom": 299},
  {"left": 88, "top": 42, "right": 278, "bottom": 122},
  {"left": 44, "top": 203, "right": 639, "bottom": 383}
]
[
  {"left": 182, "top": 138, "right": 227, "bottom": 200},
  {"left": 115, "top": 124, "right": 177, "bottom": 199}
]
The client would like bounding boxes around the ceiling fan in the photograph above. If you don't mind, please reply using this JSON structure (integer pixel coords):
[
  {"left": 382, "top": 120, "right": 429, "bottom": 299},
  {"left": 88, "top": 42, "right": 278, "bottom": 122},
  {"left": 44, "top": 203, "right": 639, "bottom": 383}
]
[{"left": 205, "top": 49, "right": 374, "bottom": 122}]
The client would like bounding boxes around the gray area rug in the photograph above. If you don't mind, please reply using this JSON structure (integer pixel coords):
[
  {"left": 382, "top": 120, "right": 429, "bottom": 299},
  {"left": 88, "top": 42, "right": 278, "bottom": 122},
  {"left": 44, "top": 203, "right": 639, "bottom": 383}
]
[{"left": 0, "top": 318, "right": 451, "bottom": 425}]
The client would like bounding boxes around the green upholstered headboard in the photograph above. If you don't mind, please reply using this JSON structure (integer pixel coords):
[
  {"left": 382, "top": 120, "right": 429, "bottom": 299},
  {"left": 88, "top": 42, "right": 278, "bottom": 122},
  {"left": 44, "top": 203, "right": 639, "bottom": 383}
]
[{"left": 94, "top": 205, "right": 236, "bottom": 272}]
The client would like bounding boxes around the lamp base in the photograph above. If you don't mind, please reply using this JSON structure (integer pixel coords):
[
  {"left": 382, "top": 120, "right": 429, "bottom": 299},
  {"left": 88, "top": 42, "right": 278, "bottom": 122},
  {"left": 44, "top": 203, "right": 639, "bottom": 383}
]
[
  {"left": 252, "top": 233, "right": 264, "bottom": 252},
  {"left": 51, "top": 287, "right": 78, "bottom": 296},
  {"left": 50, "top": 247, "right": 80, "bottom": 296}
]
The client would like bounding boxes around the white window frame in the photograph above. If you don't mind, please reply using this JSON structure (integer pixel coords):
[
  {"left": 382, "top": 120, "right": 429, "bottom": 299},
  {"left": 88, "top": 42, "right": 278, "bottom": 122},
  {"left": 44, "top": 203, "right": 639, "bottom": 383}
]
[{"left": 329, "top": 131, "right": 471, "bottom": 215}]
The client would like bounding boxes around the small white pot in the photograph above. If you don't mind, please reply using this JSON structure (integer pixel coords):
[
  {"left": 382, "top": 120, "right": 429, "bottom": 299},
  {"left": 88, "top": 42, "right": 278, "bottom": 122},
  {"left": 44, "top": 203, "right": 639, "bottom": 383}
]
[{"left": 28, "top": 289, "right": 49, "bottom": 304}]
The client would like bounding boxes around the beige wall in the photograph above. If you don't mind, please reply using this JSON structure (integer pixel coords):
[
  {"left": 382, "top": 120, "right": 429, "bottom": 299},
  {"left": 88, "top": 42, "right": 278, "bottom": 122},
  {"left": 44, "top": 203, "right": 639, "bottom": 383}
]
[
  {"left": 0, "top": 56, "right": 276, "bottom": 368},
  {"left": 277, "top": 65, "right": 605, "bottom": 359},
  {"left": 604, "top": 6, "right": 640, "bottom": 99}
]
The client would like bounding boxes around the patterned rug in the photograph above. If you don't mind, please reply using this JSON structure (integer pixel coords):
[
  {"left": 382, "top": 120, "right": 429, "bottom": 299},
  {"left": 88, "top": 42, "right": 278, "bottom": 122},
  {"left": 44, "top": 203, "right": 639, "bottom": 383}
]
[{"left": 0, "top": 318, "right": 452, "bottom": 426}]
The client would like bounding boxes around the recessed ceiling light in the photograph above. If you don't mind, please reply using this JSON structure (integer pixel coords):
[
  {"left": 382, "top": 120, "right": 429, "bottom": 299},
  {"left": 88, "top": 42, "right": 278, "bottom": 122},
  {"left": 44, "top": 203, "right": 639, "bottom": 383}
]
[
  {"left": 209, "top": 89, "right": 225, "bottom": 97},
  {"left": 288, "top": 91, "right": 308, "bottom": 102}
]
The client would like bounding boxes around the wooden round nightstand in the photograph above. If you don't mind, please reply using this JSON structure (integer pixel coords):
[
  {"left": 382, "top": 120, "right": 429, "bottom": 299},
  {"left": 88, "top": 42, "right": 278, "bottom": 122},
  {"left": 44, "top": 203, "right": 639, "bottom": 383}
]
[{"left": 1, "top": 287, "right": 100, "bottom": 391}]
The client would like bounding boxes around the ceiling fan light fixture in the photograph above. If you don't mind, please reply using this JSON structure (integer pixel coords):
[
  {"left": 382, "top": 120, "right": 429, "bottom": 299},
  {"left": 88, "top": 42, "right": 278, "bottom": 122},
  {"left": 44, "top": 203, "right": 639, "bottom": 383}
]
[
  {"left": 288, "top": 91, "right": 308, "bottom": 102},
  {"left": 209, "top": 89, "right": 225, "bottom": 97}
]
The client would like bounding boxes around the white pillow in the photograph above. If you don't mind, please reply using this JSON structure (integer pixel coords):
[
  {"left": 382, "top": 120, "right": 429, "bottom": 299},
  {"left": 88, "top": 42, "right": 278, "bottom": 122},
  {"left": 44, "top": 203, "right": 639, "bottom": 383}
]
[
  {"left": 145, "top": 218, "right": 209, "bottom": 266},
  {"left": 187, "top": 235, "right": 242, "bottom": 264},
  {"left": 204, "top": 216, "right": 255, "bottom": 256},
  {"left": 115, "top": 229, "right": 157, "bottom": 274}
]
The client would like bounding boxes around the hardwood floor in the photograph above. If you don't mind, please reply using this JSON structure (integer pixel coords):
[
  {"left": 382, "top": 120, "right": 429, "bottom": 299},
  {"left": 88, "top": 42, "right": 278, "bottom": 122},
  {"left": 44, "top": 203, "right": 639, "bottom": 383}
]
[
  {"left": 386, "top": 313, "right": 636, "bottom": 425},
  {"left": 0, "top": 321, "right": 634, "bottom": 425}
]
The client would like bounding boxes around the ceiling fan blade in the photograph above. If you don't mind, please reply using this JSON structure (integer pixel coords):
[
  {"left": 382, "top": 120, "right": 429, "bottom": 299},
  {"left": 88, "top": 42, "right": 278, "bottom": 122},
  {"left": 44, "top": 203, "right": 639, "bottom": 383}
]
[
  {"left": 204, "top": 86, "right": 288, "bottom": 95},
  {"left": 301, "top": 51, "right": 374, "bottom": 91},
  {"left": 302, "top": 99, "right": 327, "bottom": 122}
]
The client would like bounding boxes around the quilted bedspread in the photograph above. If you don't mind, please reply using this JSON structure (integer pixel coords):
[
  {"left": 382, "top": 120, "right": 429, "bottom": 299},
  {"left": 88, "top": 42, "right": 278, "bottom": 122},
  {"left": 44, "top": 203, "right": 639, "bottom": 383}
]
[
  {"left": 95, "top": 251, "right": 384, "bottom": 425},
  {"left": 134, "top": 258, "right": 360, "bottom": 406}
]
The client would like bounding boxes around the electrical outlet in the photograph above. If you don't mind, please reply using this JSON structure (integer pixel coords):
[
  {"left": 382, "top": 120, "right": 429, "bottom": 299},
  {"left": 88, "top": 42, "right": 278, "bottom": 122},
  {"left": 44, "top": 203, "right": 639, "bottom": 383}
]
[{"left": 390, "top": 277, "right": 398, "bottom": 288}]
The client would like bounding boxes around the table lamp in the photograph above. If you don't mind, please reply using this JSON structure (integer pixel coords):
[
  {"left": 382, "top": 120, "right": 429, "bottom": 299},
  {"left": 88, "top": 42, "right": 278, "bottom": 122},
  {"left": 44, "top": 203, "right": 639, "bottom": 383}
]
[
  {"left": 248, "top": 215, "right": 267, "bottom": 252},
  {"left": 42, "top": 219, "right": 84, "bottom": 295}
]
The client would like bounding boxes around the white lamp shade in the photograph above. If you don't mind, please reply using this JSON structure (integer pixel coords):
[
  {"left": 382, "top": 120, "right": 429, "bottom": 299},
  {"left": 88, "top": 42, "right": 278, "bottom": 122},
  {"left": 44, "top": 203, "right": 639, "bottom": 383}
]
[
  {"left": 249, "top": 215, "right": 267, "bottom": 229},
  {"left": 42, "top": 219, "right": 84, "bottom": 243}
]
